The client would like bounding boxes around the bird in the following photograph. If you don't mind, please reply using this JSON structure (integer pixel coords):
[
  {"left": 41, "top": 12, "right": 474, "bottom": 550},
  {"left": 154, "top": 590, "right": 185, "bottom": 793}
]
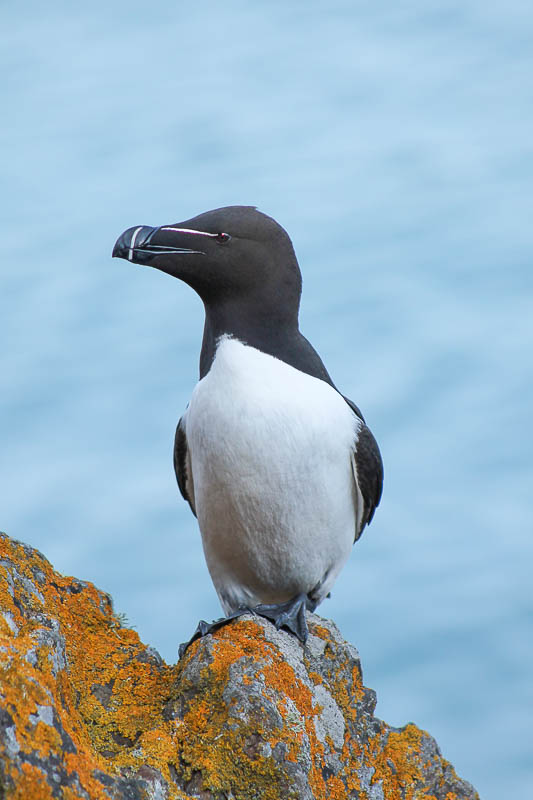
[{"left": 112, "top": 206, "right": 383, "bottom": 653}]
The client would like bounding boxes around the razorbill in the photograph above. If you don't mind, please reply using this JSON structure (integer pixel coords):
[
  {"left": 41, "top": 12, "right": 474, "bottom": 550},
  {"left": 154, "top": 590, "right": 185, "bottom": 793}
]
[{"left": 112, "top": 206, "right": 383, "bottom": 651}]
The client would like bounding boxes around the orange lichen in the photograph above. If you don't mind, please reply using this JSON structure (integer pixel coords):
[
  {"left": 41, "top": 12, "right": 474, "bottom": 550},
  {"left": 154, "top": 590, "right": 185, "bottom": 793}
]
[
  {"left": 326, "top": 773, "right": 348, "bottom": 799},
  {"left": 10, "top": 763, "right": 52, "bottom": 800},
  {"left": 0, "top": 533, "right": 478, "bottom": 800},
  {"left": 173, "top": 620, "right": 311, "bottom": 798},
  {"left": 365, "top": 723, "right": 427, "bottom": 799},
  {"left": 310, "top": 624, "right": 331, "bottom": 640},
  {"left": 0, "top": 534, "right": 186, "bottom": 799}
]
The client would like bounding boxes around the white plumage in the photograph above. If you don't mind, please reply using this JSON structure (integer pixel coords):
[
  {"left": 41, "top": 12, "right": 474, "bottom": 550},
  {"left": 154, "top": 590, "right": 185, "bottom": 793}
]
[{"left": 184, "top": 336, "right": 362, "bottom": 614}]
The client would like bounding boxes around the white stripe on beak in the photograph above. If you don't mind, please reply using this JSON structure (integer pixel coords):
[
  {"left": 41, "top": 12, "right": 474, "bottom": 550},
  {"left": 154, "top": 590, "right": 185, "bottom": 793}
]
[
  {"left": 128, "top": 226, "right": 144, "bottom": 261},
  {"left": 160, "top": 227, "right": 219, "bottom": 238}
]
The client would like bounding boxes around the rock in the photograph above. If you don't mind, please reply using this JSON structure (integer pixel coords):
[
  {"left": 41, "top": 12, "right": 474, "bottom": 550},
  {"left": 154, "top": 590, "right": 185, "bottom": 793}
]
[{"left": 0, "top": 532, "right": 479, "bottom": 800}]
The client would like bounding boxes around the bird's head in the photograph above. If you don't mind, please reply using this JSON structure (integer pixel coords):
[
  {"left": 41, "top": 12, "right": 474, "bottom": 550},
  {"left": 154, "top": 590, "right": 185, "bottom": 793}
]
[{"left": 112, "top": 206, "right": 302, "bottom": 313}]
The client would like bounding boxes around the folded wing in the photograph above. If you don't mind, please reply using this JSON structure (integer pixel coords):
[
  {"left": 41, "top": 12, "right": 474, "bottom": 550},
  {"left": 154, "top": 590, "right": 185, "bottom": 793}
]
[
  {"left": 343, "top": 396, "right": 383, "bottom": 541},
  {"left": 173, "top": 413, "right": 196, "bottom": 517}
]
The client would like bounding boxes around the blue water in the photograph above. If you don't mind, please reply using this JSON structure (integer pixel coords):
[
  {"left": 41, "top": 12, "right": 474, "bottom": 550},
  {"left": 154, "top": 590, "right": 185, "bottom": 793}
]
[{"left": 2, "top": 2, "right": 532, "bottom": 796}]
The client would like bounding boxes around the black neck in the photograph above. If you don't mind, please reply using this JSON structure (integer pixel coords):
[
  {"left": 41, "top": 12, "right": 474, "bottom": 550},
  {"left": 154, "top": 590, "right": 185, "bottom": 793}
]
[{"left": 199, "top": 299, "right": 335, "bottom": 388}]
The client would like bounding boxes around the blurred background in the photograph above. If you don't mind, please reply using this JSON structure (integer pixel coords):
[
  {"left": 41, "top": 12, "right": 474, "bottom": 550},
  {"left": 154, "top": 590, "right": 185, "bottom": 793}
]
[{"left": 1, "top": 1, "right": 532, "bottom": 796}]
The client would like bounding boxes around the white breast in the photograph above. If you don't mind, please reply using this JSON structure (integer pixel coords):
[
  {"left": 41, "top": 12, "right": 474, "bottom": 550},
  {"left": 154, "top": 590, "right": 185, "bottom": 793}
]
[{"left": 185, "top": 336, "right": 361, "bottom": 614}]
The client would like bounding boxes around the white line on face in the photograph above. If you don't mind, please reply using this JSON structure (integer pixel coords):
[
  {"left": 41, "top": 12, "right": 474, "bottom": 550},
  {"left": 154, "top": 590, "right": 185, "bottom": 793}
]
[
  {"left": 128, "top": 227, "right": 144, "bottom": 261},
  {"left": 160, "top": 227, "right": 219, "bottom": 238}
]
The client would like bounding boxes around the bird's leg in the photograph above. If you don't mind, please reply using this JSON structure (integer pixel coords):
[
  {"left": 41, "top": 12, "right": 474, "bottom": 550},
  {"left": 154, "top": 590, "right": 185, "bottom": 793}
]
[{"left": 178, "top": 593, "right": 313, "bottom": 659}]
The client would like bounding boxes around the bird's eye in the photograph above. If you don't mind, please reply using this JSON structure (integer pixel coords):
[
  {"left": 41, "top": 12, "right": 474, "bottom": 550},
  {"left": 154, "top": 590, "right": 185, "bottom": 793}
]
[{"left": 216, "top": 232, "right": 231, "bottom": 244}]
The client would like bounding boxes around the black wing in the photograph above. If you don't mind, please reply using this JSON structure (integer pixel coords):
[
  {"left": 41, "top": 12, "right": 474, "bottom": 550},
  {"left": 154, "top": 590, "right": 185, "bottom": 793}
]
[
  {"left": 343, "top": 396, "right": 383, "bottom": 542},
  {"left": 173, "top": 414, "right": 196, "bottom": 517}
]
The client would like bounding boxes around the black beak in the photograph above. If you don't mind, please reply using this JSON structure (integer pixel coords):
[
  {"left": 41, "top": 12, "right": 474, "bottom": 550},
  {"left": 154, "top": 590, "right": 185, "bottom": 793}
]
[{"left": 112, "top": 225, "right": 205, "bottom": 264}]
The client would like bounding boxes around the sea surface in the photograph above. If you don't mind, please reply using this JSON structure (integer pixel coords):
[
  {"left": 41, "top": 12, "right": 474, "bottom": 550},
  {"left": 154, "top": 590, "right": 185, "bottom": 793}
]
[{"left": 1, "top": 2, "right": 532, "bottom": 796}]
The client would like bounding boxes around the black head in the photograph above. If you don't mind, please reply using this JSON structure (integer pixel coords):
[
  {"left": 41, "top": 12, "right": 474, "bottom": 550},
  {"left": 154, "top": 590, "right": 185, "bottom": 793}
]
[{"left": 112, "top": 206, "right": 302, "bottom": 316}]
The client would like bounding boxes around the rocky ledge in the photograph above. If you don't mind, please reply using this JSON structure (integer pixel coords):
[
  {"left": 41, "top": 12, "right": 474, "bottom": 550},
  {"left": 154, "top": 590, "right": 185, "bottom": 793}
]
[{"left": 0, "top": 532, "right": 479, "bottom": 800}]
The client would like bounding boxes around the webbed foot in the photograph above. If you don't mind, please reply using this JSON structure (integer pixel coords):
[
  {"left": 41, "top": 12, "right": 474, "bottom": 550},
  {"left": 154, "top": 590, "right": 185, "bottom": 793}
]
[
  {"left": 178, "top": 593, "right": 314, "bottom": 658},
  {"left": 252, "top": 593, "right": 312, "bottom": 643}
]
